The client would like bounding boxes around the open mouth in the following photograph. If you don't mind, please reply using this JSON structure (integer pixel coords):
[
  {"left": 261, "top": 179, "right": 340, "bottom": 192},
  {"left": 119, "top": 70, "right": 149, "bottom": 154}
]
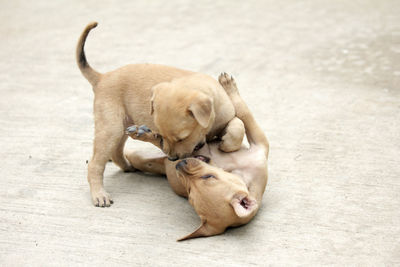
[{"left": 193, "top": 155, "right": 210, "bottom": 163}]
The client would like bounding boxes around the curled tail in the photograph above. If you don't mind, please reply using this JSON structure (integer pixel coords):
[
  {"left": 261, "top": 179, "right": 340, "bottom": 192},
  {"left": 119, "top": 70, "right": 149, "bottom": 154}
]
[{"left": 76, "top": 22, "right": 101, "bottom": 86}]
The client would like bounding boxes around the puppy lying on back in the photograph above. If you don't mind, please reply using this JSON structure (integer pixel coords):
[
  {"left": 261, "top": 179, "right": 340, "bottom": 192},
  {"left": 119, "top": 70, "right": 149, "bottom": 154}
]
[
  {"left": 76, "top": 22, "right": 245, "bottom": 207},
  {"left": 126, "top": 74, "right": 269, "bottom": 240}
]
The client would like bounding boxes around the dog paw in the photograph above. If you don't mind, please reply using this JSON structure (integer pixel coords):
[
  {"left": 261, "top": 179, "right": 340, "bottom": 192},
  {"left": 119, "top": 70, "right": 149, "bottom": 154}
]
[
  {"left": 126, "top": 125, "right": 151, "bottom": 135},
  {"left": 218, "top": 117, "right": 245, "bottom": 152},
  {"left": 126, "top": 125, "right": 157, "bottom": 142},
  {"left": 126, "top": 125, "right": 151, "bottom": 137},
  {"left": 218, "top": 72, "right": 238, "bottom": 96},
  {"left": 219, "top": 137, "right": 242, "bottom": 152},
  {"left": 91, "top": 188, "right": 113, "bottom": 207}
]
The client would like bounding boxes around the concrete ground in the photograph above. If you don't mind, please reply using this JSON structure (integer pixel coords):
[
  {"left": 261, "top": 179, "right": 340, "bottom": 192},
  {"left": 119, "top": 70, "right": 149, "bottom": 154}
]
[{"left": 1, "top": 0, "right": 399, "bottom": 266}]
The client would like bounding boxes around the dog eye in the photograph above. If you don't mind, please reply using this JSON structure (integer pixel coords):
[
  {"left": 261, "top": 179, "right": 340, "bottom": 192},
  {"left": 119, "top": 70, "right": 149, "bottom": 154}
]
[{"left": 200, "top": 174, "right": 216, "bottom": 179}]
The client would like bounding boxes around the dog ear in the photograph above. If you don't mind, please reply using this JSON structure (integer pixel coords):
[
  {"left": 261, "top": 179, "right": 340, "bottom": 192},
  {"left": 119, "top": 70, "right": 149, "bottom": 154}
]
[
  {"left": 177, "top": 220, "right": 220, "bottom": 241},
  {"left": 150, "top": 86, "right": 159, "bottom": 115},
  {"left": 150, "top": 97, "right": 154, "bottom": 115},
  {"left": 230, "top": 195, "right": 258, "bottom": 218},
  {"left": 188, "top": 94, "right": 214, "bottom": 128}
]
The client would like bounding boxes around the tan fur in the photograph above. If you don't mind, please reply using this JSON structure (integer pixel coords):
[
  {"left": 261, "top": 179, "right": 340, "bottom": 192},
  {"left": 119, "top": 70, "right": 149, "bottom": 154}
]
[
  {"left": 76, "top": 23, "right": 245, "bottom": 207},
  {"left": 126, "top": 74, "right": 269, "bottom": 240}
]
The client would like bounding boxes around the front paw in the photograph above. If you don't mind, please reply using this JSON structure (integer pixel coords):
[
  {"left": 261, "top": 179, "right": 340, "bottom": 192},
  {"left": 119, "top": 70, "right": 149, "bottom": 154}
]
[
  {"left": 126, "top": 125, "right": 151, "bottom": 136},
  {"left": 219, "top": 134, "right": 243, "bottom": 152},
  {"left": 218, "top": 117, "right": 245, "bottom": 152},
  {"left": 91, "top": 188, "right": 113, "bottom": 207},
  {"left": 126, "top": 125, "right": 154, "bottom": 140},
  {"left": 218, "top": 72, "right": 238, "bottom": 96}
]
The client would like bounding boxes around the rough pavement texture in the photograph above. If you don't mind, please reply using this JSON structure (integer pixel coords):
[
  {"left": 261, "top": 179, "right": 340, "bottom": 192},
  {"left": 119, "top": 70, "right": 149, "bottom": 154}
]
[{"left": 1, "top": 0, "right": 399, "bottom": 266}]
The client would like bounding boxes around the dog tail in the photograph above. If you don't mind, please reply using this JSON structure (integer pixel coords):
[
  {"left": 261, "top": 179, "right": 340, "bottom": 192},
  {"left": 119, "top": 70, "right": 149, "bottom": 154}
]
[{"left": 76, "top": 22, "right": 101, "bottom": 87}]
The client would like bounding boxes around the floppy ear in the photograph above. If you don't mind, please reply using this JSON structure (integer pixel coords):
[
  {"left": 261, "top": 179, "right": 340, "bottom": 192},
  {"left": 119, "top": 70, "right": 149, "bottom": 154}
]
[
  {"left": 188, "top": 95, "right": 214, "bottom": 128},
  {"left": 177, "top": 220, "right": 220, "bottom": 241},
  {"left": 230, "top": 195, "right": 258, "bottom": 218},
  {"left": 150, "top": 86, "right": 160, "bottom": 115},
  {"left": 150, "top": 95, "right": 155, "bottom": 115}
]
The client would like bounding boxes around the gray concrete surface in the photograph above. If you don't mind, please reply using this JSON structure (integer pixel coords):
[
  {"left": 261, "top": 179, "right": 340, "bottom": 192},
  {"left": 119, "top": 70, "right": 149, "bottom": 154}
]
[{"left": 1, "top": 0, "right": 399, "bottom": 266}]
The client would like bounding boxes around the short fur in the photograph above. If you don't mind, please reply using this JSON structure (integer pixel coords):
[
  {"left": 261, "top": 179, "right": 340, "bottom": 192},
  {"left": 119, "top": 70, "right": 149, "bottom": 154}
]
[
  {"left": 76, "top": 23, "right": 245, "bottom": 207},
  {"left": 126, "top": 74, "right": 269, "bottom": 240}
]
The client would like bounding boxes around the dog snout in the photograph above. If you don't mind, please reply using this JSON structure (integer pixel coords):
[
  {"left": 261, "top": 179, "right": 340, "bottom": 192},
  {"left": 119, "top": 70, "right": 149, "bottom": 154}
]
[{"left": 175, "top": 159, "right": 188, "bottom": 170}]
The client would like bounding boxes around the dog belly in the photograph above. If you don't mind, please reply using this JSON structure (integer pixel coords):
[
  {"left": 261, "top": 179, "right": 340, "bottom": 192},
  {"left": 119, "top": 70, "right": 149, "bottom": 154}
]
[{"left": 197, "top": 144, "right": 265, "bottom": 172}]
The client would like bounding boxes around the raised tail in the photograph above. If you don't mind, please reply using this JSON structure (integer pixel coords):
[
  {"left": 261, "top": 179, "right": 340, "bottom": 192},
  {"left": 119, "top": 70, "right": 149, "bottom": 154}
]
[{"left": 76, "top": 22, "right": 101, "bottom": 86}]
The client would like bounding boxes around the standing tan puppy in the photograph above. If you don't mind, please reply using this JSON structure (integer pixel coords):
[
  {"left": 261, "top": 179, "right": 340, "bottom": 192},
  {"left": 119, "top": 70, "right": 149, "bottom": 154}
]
[
  {"left": 76, "top": 22, "right": 245, "bottom": 207},
  {"left": 126, "top": 74, "right": 269, "bottom": 240}
]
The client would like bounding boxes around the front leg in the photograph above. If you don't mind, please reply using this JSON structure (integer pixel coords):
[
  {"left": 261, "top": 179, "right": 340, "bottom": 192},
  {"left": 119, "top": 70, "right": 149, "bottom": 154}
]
[
  {"left": 217, "top": 73, "right": 245, "bottom": 152},
  {"left": 125, "top": 125, "right": 163, "bottom": 150},
  {"left": 125, "top": 125, "right": 167, "bottom": 175},
  {"left": 219, "top": 117, "right": 245, "bottom": 152},
  {"left": 218, "top": 73, "right": 269, "bottom": 156},
  {"left": 125, "top": 151, "right": 167, "bottom": 175}
]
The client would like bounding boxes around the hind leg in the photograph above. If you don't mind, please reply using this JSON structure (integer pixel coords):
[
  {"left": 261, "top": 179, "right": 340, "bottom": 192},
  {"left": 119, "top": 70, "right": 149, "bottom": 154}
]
[
  {"left": 112, "top": 134, "right": 135, "bottom": 172},
  {"left": 89, "top": 126, "right": 128, "bottom": 207},
  {"left": 88, "top": 102, "right": 129, "bottom": 207}
]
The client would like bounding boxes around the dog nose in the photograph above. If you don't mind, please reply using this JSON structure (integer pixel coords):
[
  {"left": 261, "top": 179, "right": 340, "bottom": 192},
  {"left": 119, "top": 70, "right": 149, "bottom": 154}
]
[
  {"left": 168, "top": 156, "right": 179, "bottom": 161},
  {"left": 175, "top": 159, "right": 187, "bottom": 170}
]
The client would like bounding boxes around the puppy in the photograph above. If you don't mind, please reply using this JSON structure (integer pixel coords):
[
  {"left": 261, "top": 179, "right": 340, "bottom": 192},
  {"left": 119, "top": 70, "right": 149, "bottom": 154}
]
[
  {"left": 76, "top": 22, "right": 245, "bottom": 207},
  {"left": 126, "top": 74, "right": 269, "bottom": 240}
]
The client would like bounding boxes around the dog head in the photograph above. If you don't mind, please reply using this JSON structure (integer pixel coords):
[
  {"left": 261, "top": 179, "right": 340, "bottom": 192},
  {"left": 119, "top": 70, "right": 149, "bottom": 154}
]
[
  {"left": 174, "top": 156, "right": 258, "bottom": 241},
  {"left": 151, "top": 82, "right": 215, "bottom": 160}
]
